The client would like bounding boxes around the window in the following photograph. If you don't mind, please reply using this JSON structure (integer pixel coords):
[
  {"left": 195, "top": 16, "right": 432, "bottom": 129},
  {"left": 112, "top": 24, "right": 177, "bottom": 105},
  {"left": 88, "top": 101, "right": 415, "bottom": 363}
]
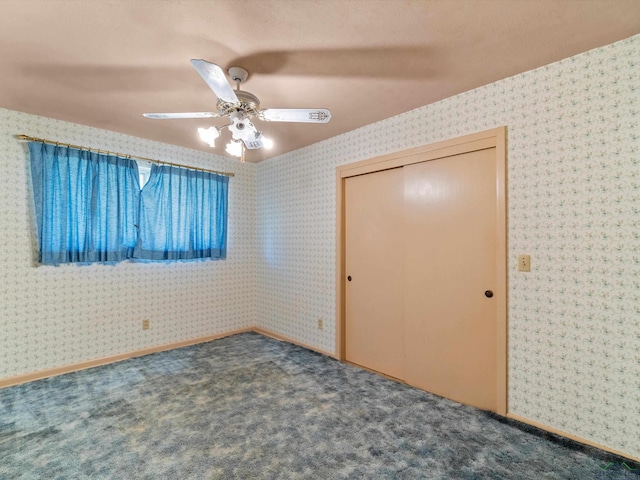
[
  {"left": 134, "top": 164, "right": 228, "bottom": 261},
  {"left": 29, "top": 142, "right": 139, "bottom": 264},
  {"left": 137, "top": 160, "right": 152, "bottom": 188},
  {"left": 28, "top": 142, "right": 228, "bottom": 265}
]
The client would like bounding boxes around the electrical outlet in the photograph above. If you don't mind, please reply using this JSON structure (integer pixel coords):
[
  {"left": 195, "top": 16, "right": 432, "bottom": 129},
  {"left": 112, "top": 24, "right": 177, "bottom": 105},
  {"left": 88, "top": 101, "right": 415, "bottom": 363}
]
[
  {"left": 518, "top": 254, "right": 531, "bottom": 272},
  {"left": 142, "top": 319, "right": 150, "bottom": 330},
  {"left": 317, "top": 319, "right": 323, "bottom": 330}
]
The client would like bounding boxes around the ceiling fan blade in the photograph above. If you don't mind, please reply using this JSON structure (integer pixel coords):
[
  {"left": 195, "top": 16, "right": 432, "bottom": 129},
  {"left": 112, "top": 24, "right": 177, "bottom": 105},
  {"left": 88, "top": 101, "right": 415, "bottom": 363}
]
[
  {"left": 143, "top": 112, "right": 220, "bottom": 119},
  {"left": 261, "top": 108, "right": 331, "bottom": 123},
  {"left": 190, "top": 59, "right": 239, "bottom": 104}
]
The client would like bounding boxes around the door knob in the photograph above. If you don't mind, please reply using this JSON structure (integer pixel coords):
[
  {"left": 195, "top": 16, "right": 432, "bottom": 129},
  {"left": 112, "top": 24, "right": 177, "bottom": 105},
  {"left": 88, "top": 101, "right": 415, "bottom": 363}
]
[
  {"left": 347, "top": 275, "right": 352, "bottom": 281},
  {"left": 484, "top": 290, "right": 494, "bottom": 298}
]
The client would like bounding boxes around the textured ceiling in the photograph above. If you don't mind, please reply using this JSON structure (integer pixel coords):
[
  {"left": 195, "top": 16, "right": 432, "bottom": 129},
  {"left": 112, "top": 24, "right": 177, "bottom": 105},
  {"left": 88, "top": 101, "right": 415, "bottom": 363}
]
[{"left": 1, "top": 0, "right": 639, "bottom": 162}]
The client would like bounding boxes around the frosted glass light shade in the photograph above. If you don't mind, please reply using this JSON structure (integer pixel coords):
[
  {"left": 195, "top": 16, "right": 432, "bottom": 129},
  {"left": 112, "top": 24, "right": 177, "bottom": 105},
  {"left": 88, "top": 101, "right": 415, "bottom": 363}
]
[
  {"left": 198, "top": 126, "right": 220, "bottom": 147},
  {"left": 225, "top": 141, "right": 242, "bottom": 157},
  {"left": 262, "top": 137, "right": 274, "bottom": 149}
]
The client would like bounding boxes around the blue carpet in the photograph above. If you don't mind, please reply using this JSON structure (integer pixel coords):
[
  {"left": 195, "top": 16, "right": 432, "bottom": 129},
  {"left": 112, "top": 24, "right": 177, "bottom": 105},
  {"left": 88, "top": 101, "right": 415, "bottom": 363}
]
[{"left": 0, "top": 332, "right": 637, "bottom": 479}]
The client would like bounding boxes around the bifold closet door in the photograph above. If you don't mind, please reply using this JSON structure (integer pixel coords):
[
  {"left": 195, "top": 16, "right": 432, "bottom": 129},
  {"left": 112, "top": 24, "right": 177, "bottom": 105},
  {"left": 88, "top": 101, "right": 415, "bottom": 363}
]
[
  {"left": 344, "top": 167, "right": 405, "bottom": 380},
  {"left": 403, "top": 148, "right": 497, "bottom": 411}
]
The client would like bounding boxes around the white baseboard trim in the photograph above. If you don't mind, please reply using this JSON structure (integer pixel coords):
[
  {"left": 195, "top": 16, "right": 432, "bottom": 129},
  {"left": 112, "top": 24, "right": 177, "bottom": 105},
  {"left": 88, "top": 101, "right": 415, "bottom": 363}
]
[
  {"left": 507, "top": 413, "right": 639, "bottom": 463},
  {"left": 252, "top": 327, "right": 338, "bottom": 359},
  {"left": 0, "top": 327, "right": 336, "bottom": 389},
  {"left": 0, "top": 327, "right": 253, "bottom": 389}
]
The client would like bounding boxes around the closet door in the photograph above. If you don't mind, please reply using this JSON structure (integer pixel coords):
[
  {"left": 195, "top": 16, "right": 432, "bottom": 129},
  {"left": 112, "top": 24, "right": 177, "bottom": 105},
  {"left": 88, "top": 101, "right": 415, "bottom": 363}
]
[
  {"left": 403, "top": 148, "right": 497, "bottom": 411},
  {"left": 344, "top": 167, "right": 405, "bottom": 380}
]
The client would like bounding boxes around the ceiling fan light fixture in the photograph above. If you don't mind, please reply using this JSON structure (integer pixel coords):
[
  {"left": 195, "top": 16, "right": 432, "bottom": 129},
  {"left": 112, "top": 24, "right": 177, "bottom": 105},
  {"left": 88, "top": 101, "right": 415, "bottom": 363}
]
[
  {"left": 198, "top": 126, "right": 220, "bottom": 147},
  {"left": 225, "top": 140, "right": 243, "bottom": 157}
]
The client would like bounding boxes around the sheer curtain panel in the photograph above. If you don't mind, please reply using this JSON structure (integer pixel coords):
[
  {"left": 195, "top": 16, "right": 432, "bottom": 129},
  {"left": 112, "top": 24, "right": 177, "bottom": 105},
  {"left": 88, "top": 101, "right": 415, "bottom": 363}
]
[
  {"left": 29, "top": 142, "right": 140, "bottom": 265},
  {"left": 134, "top": 165, "right": 228, "bottom": 260}
]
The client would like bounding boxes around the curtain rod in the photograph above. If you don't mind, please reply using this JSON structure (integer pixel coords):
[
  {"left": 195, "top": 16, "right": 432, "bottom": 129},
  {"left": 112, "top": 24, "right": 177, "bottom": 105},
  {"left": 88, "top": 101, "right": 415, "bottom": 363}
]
[{"left": 15, "top": 134, "right": 235, "bottom": 177}]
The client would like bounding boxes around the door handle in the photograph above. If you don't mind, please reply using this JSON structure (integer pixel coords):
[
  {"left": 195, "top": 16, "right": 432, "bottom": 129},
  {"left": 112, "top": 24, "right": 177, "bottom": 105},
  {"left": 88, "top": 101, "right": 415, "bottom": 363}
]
[
  {"left": 484, "top": 290, "right": 493, "bottom": 298},
  {"left": 347, "top": 275, "right": 352, "bottom": 282}
]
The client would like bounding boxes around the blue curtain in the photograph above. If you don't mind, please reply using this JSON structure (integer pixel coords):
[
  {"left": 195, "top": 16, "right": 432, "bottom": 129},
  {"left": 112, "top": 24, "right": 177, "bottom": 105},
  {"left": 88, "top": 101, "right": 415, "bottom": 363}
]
[
  {"left": 134, "top": 165, "right": 228, "bottom": 260},
  {"left": 29, "top": 142, "right": 140, "bottom": 265}
]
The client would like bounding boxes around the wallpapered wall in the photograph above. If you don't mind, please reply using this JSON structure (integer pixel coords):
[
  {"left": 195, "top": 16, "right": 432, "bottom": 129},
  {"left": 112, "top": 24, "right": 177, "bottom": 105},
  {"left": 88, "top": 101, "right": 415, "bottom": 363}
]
[
  {"left": 0, "top": 109, "right": 256, "bottom": 379},
  {"left": 1, "top": 35, "right": 638, "bottom": 460},
  {"left": 255, "top": 35, "right": 640, "bottom": 458}
]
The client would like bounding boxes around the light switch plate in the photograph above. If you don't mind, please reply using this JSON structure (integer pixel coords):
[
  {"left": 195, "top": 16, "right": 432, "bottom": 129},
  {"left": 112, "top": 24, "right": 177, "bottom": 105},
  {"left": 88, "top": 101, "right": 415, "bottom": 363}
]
[{"left": 518, "top": 254, "right": 531, "bottom": 272}]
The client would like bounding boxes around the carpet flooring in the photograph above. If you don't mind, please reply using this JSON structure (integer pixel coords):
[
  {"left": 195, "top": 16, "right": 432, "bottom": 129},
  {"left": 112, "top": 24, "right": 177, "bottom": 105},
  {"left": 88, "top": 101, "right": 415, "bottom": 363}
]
[{"left": 0, "top": 332, "right": 637, "bottom": 479}]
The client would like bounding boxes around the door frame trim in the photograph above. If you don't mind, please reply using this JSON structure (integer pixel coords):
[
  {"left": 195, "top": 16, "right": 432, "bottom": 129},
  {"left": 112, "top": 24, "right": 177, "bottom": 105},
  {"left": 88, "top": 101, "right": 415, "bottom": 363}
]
[{"left": 335, "top": 127, "right": 508, "bottom": 415}]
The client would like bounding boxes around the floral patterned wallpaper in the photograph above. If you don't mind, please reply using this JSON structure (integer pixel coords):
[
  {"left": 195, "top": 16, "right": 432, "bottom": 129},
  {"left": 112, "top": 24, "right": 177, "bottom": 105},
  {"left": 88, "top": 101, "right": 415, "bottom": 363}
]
[
  {"left": 0, "top": 109, "right": 256, "bottom": 379},
  {"left": 255, "top": 34, "right": 640, "bottom": 458}
]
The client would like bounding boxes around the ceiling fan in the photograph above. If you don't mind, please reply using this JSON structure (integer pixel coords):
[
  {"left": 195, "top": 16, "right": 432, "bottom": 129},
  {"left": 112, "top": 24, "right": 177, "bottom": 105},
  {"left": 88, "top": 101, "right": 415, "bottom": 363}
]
[{"left": 144, "top": 59, "right": 332, "bottom": 161}]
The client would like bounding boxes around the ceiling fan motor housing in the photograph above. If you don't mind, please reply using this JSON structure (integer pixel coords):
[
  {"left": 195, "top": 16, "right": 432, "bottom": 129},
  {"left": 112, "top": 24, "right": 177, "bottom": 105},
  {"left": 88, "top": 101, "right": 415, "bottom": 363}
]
[{"left": 217, "top": 90, "right": 261, "bottom": 116}]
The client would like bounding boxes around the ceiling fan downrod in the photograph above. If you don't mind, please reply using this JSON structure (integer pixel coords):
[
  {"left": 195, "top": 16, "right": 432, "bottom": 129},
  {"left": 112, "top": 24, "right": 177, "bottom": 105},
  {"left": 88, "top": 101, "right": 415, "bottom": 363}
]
[{"left": 228, "top": 66, "right": 249, "bottom": 87}]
